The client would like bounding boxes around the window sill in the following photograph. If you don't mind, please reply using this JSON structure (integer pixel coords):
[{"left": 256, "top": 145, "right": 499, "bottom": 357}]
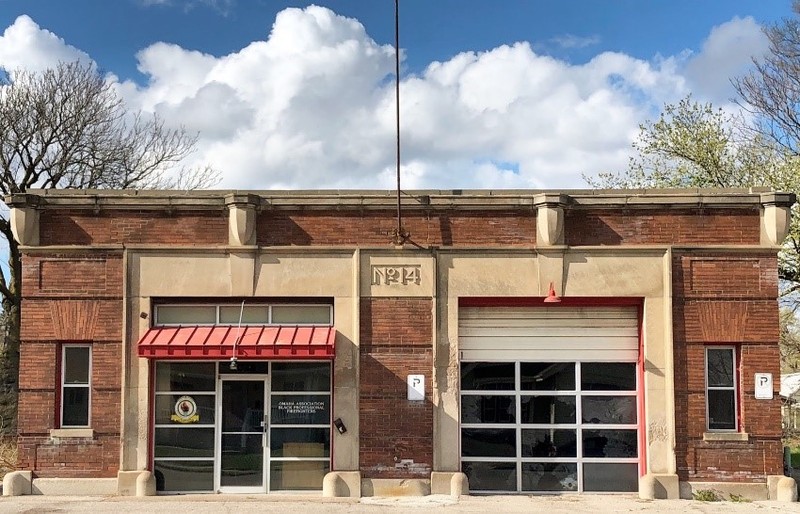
[
  {"left": 50, "top": 428, "right": 94, "bottom": 439},
  {"left": 703, "top": 432, "right": 748, "bottom": 442}
]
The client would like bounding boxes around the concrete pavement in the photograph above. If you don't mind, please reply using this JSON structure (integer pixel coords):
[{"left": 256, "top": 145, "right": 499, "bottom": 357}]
[{"left": 1, "top": 494, "right": 799, "bottom": 514}]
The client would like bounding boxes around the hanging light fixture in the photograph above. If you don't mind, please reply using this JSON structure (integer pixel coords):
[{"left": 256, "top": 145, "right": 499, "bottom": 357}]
[{"left": 543, "top": 282, "right": 562, "bottom": 303}]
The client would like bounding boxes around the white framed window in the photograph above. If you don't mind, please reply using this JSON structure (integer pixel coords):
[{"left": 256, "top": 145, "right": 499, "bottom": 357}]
[
  {"left": 705, "top": 347, "right": 738, "bottom": 431},
  {"left": 61, "top": 345, "right": 91, "bottom": 427}
]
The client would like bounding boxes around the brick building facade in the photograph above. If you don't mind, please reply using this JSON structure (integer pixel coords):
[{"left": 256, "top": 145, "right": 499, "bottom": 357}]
[{"left": 4, "top": 188, "right": 796, "bottom": 499}]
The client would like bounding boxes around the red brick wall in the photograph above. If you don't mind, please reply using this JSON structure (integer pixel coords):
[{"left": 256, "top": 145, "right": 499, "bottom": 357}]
[
  {"left": 258, "top": 210, "right": 537, "bottom": 247},
  {"left": 565, "top": 208, "right": 761, "bottom": 246},
  {"left": 359, "top": 298, "right": 433, "bottom": 478},
  {"left": 17, "top": 252, "right": 123, "bottom": 477},
  {"left": 39, "top": 209, "right": 227, "bottom": 246},
  {"left": 672, "top": 252, "right": 783, "bottom": 482}
]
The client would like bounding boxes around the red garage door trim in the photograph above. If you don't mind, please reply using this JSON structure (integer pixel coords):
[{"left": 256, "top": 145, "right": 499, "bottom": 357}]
[{"left": 137, "top": 325, "right": 335, "bottom": 359}]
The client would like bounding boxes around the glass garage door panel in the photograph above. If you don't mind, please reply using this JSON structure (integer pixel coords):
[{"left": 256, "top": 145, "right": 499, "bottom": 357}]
[
  {"left": 462, "top": 462, "right": 516, "bottom": 492},
  {"left": 460, "top": 361, "right": 639, "bottom": 494}
]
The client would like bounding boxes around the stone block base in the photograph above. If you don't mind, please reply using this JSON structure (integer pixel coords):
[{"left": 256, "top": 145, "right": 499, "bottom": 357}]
[
  {"left": 679, "top": 481, "right": 768, "bottom": 501},
  {"left": 360, "top": 478, "right": 430, "bottom": 496}
]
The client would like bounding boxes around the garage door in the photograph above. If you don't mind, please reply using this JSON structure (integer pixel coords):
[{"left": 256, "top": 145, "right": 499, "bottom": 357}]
[{"left": 459, "top": 306, "right": 640, "bottom": 493}]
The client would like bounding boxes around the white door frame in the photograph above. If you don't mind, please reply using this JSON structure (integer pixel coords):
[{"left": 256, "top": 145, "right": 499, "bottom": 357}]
[{"left": 215, "top": 374, "right": 270, "bottom": 493}]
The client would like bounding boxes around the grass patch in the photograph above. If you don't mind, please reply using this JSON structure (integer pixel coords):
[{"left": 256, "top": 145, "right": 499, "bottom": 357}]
[
  {"left": 0, "top": 437, "right": 15, "bottom": 480},
  {"left": 692, "top": 489, "right": 723, "bottom": 502},
  {"left": 728, "top": 493, "right": 751, "bottom": 503}
]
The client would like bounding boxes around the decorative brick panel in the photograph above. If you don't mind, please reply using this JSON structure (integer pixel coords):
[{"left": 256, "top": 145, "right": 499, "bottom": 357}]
[
  {"left": 359, "top": 298, "right": 433, "bottom": 478},
  {"left": 39, "top": 209, "right": 227, "bottom": 246},
  {"left": 672, "top": 251, "right": 783, "bottom": 482},
  {"left": 681, "top": 301, "right": 778, "bottom": 343},
  {"left": 258, "top": 210, "right": 537, "bottom": 247},
  {"left": 17, "top": 251, "right": 123, "bottom": 475},
  {"left": 17, "top": 435, "right": 120, "bottom": 478},
  {"left": 675, "top": 254, "right": 778, "bottom": 300},
  {"left": 565, "top": 208, "right": 760, "bottom": 246},
  {"left": 21, "top": 300, "right": 122, "bottom": 342},
  {"left": 359, "top": 350, "right": 433, "bottom": 478},
  {"left": 22, "top": 253, "right": 123, "bottom": 298},
  {"left": 360, "top": 298, "right": 432, "bottom": 347}
]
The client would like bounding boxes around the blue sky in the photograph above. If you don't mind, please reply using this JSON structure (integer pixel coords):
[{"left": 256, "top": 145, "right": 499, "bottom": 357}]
[
  {"left": 0, "top": 1, "right": 790, "bottom": 82},
  {"left": 0, "top": 0, "right": 794, "bottom": 190}
]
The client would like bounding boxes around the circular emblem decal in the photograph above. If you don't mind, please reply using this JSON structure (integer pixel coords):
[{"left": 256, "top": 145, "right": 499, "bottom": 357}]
[{"left": 171, "top": 395, "right": 199, "bottom": 423}]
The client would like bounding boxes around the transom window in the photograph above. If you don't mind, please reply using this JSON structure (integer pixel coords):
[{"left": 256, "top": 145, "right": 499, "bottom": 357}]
[
  {"left": 460, "top": 361, "right": 639, "bottom": 493},
  {"left": 154, "top": 303, "right": 332, "bottom": 326}
]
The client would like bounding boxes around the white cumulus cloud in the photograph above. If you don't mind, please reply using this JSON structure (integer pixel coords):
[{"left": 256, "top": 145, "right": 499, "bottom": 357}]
[
  {"left": 0, "top": 15, "right": 90, "bottom": 72},
  {"left": 0, "top": 8, "right": 769, "bottom": 190}
]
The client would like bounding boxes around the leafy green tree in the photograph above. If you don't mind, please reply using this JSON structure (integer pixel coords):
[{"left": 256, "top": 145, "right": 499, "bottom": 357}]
[
  {"left": 781, "top": 307, "right": 800, "bottom": 372},
  {"left": 587, "top": 94, "right": 800, "bottom": 301},
  {"left": 0, "top": 62, "right": 217, "bottom": 434}
]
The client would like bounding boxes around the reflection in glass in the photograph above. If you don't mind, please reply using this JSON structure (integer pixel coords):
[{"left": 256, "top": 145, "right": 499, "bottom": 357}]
[
  {"left": 155, "top": 305, "right": 217, "bottom": 325},
  {"left": 272, "top": 363, "right": 331, "bottom": 392},
  {"left": 582, "top": 396, "right": 636, "bottom": 424},
  {"left": 582, "top": 429, "right": 638, "bottom": 458},
  {"left": 583, "top": 463, "right": 639, "bottom": 492},
  {"left": 218, "top": 361, "right": 269, "bottom": 374},
  {"left": 154, "top": 460, "right": 214, "bottom": 492},
  {"left": 462, "top": 461, "right": 516, "bottom": 491},
  {"left": 155, "top": 362, "right": 216, "bottom": 392},
  {"left": 221, "top": 434, "right": 264, "bottom": 487},
  {"left": 521, "top": 363, "right": 574, "bottom": 391},
  {"left": 707, "top": 349, "right": 734, "bottom": 387},
  {"left": 62, "top": 388, "right": 89, "bottom": 426},
  {"left": 522, "top": 429, "right": 576, "bottom": 458},
  {"left": 522, "top": 463, "right": 578, "bottom": 492},
  {"left": 520, "top": 396, "right": 575, "bottom": 424},
  {"left": 64, "top": 347, "right": 90, "bottom": 383},
  {"left": 222, "top": 381, "right": 264, "bottom": 432},
  {"left": 271, "top": 395, "right": 330, "bottom": 425},
  {"left": 219, "top": 305, "right": 269, "bottom": 324},
  {"left": 271, "top": 305, "right": 331, "bottom": 324},
  {"left": 270, "top": 461, "right": 329, "bottom": 491},
  {"left": 155, "top": 428, "right": 214, "bottom": 458},
  {"left": 461, "top": 429, "right": 516, "bottom": 457},
  {"left": 461, "top": 363, "right": 515, "bottom": 391},
  {"left": 271, "top": 428, "right": 330, "bottom": 457},
  {"left": 708, "top": 390, "right": 736, "bottom": 430},
  {"left": 581, "top": 363, "right": 636, "bottom": 391},
  {"left": 461, "top": 395, "right": 515, "bottom": 423}
]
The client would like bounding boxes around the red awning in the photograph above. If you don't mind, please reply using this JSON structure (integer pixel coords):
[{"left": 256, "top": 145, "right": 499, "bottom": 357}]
[{"left": 137, "top": 325, "right": 336, "bottom": 359}]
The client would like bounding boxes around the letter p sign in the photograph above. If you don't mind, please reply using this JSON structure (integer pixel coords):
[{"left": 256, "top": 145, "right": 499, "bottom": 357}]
[
  {"left": 407, "top": 374, "right": 425, "bottom": 401},
  {"left": 754, "top": 373, "right": 773, "bottom": 400}
]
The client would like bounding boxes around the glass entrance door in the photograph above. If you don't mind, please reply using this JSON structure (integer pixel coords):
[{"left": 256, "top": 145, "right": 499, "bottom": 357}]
[{"left": 218, "top": 379, "right": 267, "bottom": 492}]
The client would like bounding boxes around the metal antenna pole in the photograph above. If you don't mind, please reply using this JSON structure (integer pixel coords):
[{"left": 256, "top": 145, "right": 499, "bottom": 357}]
[{"left": 393, "top": 0, "right": 408, "bottom": 246}]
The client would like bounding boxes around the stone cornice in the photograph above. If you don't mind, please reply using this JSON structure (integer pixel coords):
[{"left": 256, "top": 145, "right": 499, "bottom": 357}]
[{"left": 4, "top": 188, "right": 796, "bottom": 212}]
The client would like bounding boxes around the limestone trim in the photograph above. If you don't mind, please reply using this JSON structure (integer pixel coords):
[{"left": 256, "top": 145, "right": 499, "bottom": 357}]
[
  {"left": 761, "top": 203, "right": 792, "bottom": 246},
  {"left": 49, "top": 428, "right": 94, "bottom": 439},
  {"left": 535, "top": 204, "right": 564, "bottom": 247},
  {"left": 8, "top": 188, "right": 795, "bottom": 213},
  {"left": 703, "top": 432, "right": 749, "bottom": 442},
  {"left": 226, "top": 193, "right": 259, "bottom": 246},
  {"left": 10, "top": 207, "right": 39, "bottom": 246}
]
